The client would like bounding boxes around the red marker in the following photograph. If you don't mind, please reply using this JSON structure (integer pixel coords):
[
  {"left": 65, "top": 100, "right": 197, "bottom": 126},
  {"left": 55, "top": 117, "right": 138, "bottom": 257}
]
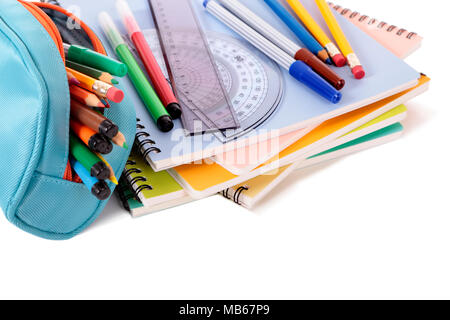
[{"left": 116, "top": 0, "right": 182, "bottom": 119}]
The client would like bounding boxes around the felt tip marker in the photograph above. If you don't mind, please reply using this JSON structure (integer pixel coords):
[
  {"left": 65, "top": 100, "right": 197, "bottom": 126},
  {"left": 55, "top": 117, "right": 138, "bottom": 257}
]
[
  {"left": 70, "top": 157, "right": 111, "bottom": 201},
  {"left": 116, "top": 0, "right": 182, "bottom": 119},
  {"left": 99, "top": 12, "right": 174, "bottom": 132},
  {"left": 69, "top": 134, "right": 111, "bottom": 181},
  {"left": 204, "top": 0, "right": 341, "bottom": 103},
  {"left": 63, "top": 43, "right": 127, "bottom": 77},
  {"left": 216, "top": 0, "right": 344, "bottom": 89}
]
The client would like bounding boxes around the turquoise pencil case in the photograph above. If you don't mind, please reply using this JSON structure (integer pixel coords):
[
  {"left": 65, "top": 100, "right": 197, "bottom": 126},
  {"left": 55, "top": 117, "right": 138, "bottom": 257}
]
[{"left": 0, "top": 0, "right": 136, "bottom": 240}]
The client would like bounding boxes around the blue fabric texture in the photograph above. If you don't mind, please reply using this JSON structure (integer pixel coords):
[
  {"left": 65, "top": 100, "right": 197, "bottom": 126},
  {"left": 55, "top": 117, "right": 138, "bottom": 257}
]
[{"left": 0, "top": 0, "right": 136, "bottom": 240}]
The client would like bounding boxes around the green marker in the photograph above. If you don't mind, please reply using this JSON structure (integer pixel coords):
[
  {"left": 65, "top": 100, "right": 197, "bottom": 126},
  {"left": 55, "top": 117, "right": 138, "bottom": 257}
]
[
  {"left": 99, "top": 12, "right": 174, "bottom": 133},
  {"left": 69, "top": 134, "right": 111, "bottom": 180},
  {"left": 63, "top": 43, "right": 127, "bottom": 77}
]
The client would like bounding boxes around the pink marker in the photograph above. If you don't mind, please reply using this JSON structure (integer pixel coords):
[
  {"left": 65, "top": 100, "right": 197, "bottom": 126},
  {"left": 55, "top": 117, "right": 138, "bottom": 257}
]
[{"left": 116, "top": 0, "right": 182, "bottom": 119}]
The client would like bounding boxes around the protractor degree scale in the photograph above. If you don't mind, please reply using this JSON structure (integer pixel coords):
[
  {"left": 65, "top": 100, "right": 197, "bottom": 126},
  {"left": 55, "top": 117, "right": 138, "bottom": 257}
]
[{"left": 141, "top": 29, "right": 284, "bottom": 142}]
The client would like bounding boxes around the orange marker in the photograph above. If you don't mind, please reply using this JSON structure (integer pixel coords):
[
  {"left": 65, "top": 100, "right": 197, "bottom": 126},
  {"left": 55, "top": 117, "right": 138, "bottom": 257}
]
[
  {"left": 70, "top": 85, "right": 107, "bottom": 108},
  {"left": 67, "top": 67, "right": 125, "bottom": 103},
  {"left": 70, "top": 119, "right": 113, "bottom": 155}
]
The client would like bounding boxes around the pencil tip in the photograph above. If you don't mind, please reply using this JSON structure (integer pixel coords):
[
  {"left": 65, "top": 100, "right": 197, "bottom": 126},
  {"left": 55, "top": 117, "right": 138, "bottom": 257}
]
[
  {"left": 123, "top": 142, "right": 129, "bottom": 150},
  {"left": 111, "top": 79, "right": 119, "bottom": 85},
  {"left": 111, "top": 178, "right": 119, "bottom": 185},
  {"left": 317, "top": 50, "right": 331, "bottom": 64},
  {"left": 97, "top": 102, "right": 107, "bottom": 108}
]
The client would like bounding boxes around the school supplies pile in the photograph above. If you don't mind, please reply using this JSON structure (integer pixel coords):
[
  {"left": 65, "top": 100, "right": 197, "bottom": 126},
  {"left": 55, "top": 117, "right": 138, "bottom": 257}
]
[
  {"left": 65, "top": 43, "right": 129, "bottom": 200},
  {"left": 55, "top": 0, "right": 428, "bottom": 216}
]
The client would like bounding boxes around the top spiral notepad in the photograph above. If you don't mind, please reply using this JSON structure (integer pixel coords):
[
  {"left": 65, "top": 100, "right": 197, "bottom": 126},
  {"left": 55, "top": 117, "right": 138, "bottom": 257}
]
[{"left": 329, "top": 2, "right": 423, "bottom": 58}]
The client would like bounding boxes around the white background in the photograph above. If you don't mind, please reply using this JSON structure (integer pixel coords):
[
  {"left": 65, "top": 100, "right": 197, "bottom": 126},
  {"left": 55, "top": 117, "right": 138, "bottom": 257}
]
[{"left": 0, "top": 0, "right": 448, "bottom": 299}]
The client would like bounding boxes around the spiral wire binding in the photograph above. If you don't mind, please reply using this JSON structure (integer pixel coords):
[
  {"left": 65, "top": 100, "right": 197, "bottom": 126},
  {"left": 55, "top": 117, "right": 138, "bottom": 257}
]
[
  {"left": 329, "top": 2, "right": 418, "bottom": 40},
  {"left": 123, "top": 153, "right": 154, "bottom": 198},
  {"left": 233, "top": 186, "right": 249, "bottom": 205},
  {"left": 116, "top": 176, "right": 139, "bottom": 212},
  {"left": 135, "top": 118, "right": 161, "bottom": 160},
  {"left": 221, "top": 186, "right": 249, "bottom": 205}
]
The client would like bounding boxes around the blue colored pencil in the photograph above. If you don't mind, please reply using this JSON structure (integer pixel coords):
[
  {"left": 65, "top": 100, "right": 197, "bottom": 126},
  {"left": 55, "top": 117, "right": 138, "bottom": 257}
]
[
  {"left": 70, "top": 157, "right": 111, "bottom": 201},
  {"left": 263, "top": 0, "right": 331, "bottom": 64}
]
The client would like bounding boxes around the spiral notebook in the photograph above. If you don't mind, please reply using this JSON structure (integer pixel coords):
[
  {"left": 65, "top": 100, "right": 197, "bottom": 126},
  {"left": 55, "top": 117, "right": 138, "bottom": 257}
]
[
  {"left": 119, "top": 109, "right": 404, "bottom": 215},
  {"left": 222, "top": 105, "right": 407, "bottom": 208},
  {"left": 170, "top": 75, "right": 429, "bottom": 199},
  {"left": 328, "top": 2, "right": 423, "bottom": 59},
  {"left": 123, "top": 150, "right": 191, "bottom": 208}
]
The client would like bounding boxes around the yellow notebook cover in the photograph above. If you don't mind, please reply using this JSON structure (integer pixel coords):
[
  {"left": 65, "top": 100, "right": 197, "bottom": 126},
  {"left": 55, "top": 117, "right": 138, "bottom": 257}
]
[{"left": 223, "top": 104, "right": 408, "bottom": 208}]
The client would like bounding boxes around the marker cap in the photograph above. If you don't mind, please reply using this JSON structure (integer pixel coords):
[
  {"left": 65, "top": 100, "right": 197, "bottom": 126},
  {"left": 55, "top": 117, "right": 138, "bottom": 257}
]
[
  {"left": 91, "top": 161, "right": 111, "bottom": 181},
  {"left": 92, "top": 181, "right": 112, "bottom": 201},
  {"left": 116, "top": 0, "right": 141, "bottom": 37},
  {"left": 99, "top": 11, "right": 125, "bottom": 50},
  {"left": 289, "top": 61, "right": 342, "bottom": 104},
  {"left": 295, "top": 48, "right": 345, "bottom": 90}
]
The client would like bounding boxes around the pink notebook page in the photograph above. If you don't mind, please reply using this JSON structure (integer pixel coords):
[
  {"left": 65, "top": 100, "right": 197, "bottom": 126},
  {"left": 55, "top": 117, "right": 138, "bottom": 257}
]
[{"left": 329, "top": 2, "right": 423, "bottom": 59}]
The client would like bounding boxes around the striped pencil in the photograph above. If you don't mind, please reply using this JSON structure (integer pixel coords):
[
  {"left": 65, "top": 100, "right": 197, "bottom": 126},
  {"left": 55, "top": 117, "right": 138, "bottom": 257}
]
[{"left": 66, "top": 67, "right": 125, "bottom": 103}]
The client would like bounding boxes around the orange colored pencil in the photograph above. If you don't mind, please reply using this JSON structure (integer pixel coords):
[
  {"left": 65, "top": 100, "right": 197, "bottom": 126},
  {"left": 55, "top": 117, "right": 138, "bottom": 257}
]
[
  {"left": 70, "top": 85, "right": 107, "bottom": 108},
  {"left": 70, "top": 119, "right": 113, "bottom": 155},
  {"left": 66, "top": 67, "right": 125, "bottom": 103},
  {"left": 67, "top": 71, "right": 81, "bottom": 86}
]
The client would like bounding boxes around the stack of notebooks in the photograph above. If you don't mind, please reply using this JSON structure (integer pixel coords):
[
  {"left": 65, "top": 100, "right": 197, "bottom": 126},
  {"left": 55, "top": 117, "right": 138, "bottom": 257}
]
[{"left": 97, "top": 0, "right": 429, "bottom": 216}]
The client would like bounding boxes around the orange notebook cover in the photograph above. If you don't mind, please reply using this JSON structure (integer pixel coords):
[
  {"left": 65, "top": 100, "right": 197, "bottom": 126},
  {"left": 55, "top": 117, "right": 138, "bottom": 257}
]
[{"left": 171, "top": 76, "right": 430, "bottom": 199}]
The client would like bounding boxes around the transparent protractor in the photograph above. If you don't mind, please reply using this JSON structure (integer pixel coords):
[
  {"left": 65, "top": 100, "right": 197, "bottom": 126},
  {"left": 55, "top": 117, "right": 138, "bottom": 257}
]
[{"left": 143, "top": 29, "right": 284, "bottom": 138}]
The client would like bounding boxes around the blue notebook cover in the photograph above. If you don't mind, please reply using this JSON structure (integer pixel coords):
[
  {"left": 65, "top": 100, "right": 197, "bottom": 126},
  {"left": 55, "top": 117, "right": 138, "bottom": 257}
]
[{"left": 60, "top": 0, "right": 420, "bottom": 171}]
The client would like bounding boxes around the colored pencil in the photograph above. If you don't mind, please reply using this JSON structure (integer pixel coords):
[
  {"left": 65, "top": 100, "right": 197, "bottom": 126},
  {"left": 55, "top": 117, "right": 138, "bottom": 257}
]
[
  {"left": 315, "top": 0, "right": 365, "bottom": 79},
  {"left": 111, "top": 131, "right": 128, "bottom": 150},
  {"left": 70, "top": 85, "right": 107, "bottom": 108},
  {"left": 216, "top": 0, "right": 344, "bottom": 90},
  {"left": 67, "top": 67, "right": 125, "bottom": 103},
  {"left": 67, "top": 71, "right": 81, "bottom": 86},
  {"left": 203, "top": 0, "right": 341, "bottom": 103},
  {"left": 116, "top": 0, "right": 182, "bottom": 119},
  {"left": 96, "top": 153, "right": 119, "bottom": 185},
  {"left": 70, "top": 119, "right": 113, "bottom": 155},
  {"left": 66, "top": 60, "right": 119, "bottom": 85},
  {"left": 286, "top": 0, "right": 346, "bottom": 67},
  {"left": 263, "top": 0, "right": 331, "bottom": 64}
]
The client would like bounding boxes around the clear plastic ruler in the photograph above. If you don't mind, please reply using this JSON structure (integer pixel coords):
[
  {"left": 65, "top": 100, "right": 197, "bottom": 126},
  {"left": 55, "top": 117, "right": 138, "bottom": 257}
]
[
  {"left": 148, "top": 0, "right": 240, "bottom": 135},
  {"left": 142, "top": 29, "right": 284, "bottom": 142}
]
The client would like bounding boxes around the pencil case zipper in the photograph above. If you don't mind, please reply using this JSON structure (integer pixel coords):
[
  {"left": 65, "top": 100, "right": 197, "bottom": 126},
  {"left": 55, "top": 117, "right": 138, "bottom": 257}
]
[{"left": 19, "top": 1, "right": 109, "bottom": 183}]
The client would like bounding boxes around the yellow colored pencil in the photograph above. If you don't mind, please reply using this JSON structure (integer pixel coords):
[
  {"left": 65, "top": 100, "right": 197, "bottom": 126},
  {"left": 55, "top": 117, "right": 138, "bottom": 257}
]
[
  {"left": 96, "top": 153, "right": 119, "bottom": 185},
  {"left": 286, "top": 0, "right": 345, "bottom": 67},
  {"left": 315, "top": 0, "right": 365, "bottom": 79}
]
